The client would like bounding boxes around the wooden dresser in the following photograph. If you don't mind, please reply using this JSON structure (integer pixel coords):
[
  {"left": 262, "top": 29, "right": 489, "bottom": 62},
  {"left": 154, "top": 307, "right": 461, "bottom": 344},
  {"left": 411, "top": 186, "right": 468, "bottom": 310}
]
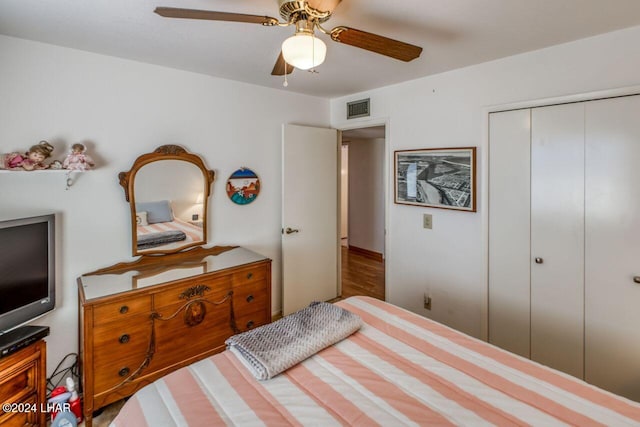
[
  {"left": 78, "top": 246, "right": 271, "bottom": 427},
  {"left": 0, "top": 340, "right": 46, "bottom": 427}
]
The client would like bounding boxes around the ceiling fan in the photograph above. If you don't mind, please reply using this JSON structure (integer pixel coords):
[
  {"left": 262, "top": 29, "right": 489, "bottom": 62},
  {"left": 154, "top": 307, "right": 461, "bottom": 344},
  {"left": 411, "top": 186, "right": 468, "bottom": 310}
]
[{"left": 154, "top": 0, "right": 423, "bottom": 76}]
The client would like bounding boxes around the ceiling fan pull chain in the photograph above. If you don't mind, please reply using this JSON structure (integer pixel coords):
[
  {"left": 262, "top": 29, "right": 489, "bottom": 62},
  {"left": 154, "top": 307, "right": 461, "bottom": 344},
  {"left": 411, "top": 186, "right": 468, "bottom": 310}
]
[
  {"left": 283, "top": 63, "right": 289, "bottom": 87},
  {"left": 312, "top": 30, "right": 317, "bottom": 70}
]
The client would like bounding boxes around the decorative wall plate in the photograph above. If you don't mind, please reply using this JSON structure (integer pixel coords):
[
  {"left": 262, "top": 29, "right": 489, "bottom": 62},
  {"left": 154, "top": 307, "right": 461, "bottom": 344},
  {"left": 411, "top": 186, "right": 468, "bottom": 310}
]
[{"left": 226, "top": 168, "right": 260, "bottom": 205}]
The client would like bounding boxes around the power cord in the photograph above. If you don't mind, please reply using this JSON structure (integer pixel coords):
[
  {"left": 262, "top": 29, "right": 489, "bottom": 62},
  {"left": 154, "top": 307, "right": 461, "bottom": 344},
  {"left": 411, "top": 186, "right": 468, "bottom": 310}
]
[{"left": 46, "top": 353, "right": 80, "bottom": 397}]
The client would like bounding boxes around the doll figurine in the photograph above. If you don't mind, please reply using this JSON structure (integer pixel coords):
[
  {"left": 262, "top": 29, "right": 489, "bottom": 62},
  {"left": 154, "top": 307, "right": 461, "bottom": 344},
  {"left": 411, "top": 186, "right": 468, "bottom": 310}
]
[
  {"left": 3, "top": 141, "right": 54, "bottom": 171},
  {"left": 63, "top": 143, "right": 95, "bottom": 171}
]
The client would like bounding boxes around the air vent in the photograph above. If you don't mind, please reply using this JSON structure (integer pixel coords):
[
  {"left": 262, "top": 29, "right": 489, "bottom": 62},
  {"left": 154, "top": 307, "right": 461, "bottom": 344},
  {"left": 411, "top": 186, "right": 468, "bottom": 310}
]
[{"left": 347, "top": 98, "right": 370, "bottom": 119}]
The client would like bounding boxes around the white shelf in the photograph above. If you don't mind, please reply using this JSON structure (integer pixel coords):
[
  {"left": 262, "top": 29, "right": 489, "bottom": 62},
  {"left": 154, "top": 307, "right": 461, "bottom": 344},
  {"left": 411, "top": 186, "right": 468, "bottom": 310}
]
[{"left": 0, "top": 169, "right": 88, "bottom": 189}]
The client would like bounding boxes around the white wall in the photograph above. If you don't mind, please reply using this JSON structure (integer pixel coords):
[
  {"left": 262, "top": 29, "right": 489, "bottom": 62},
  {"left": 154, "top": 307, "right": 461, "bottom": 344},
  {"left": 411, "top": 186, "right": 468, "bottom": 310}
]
[
  {"left": 330, "top": 25, "right": 640, "bottom": 338},
  {"left": 0, "top": 35, "right": 329, "bottom": 374},
  {"left": 347, "top": 138, "right": 385, "bottom": 255}
]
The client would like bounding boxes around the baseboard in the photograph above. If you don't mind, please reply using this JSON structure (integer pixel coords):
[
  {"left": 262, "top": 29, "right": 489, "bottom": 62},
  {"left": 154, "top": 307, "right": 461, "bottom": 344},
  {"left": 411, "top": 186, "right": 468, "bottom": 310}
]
[{"left": 348, "top": 245, "right": 383, "bottom": 262}]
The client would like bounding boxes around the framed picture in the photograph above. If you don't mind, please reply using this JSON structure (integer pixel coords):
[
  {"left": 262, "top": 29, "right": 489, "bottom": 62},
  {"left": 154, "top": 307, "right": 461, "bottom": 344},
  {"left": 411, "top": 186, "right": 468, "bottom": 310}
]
[
  {"left": 394, "top": 147, "right": 476, "bottom": 212},
  {"left": 226, "top": 168, "right": 260, "bottom": 205}
]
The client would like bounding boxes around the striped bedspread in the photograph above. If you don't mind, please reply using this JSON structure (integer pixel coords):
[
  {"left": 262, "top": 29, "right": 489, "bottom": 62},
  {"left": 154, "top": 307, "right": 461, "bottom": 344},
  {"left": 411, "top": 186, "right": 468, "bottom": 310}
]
[
  {"left": 136, "top": 218, "right": 202, "bottom": 251},
  {"left": 110, "top": 296, "right": 640, "bottom": 426}
]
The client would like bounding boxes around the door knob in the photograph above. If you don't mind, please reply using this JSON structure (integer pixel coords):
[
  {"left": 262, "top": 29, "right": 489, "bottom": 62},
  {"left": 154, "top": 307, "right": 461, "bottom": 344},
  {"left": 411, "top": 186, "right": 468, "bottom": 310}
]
[
  {"left": 634, "top": 276, "right": 640, "bottom": 284},
  {"left": 534, "top": 257, "right": 544, "bottom": 264},
  {"left": 285, "top": 227, "right": 299, "bottom": 235}
]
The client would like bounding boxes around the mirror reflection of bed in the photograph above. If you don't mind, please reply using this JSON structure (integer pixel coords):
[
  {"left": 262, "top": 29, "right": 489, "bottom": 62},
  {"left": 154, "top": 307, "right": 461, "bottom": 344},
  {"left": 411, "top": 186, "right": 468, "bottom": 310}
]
[{"left": 134, "top": 159, "right": 205, "bottom": 253}]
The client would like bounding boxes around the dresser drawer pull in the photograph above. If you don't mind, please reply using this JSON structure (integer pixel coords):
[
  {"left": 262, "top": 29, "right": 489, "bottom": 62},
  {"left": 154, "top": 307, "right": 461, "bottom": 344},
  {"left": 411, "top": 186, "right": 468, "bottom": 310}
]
[
  {"left": 118, "top": 367, "right": 130, "bottom": 377},
  {"left": 246, "top": 294, "right": 254, "bottom": 303},
  {"left": 119, "top": 305, "right": 129, "bottom": 314},
  {"left": 119, "top": 334, "right": 130, "bottom": 344},
  {"left": 247, "top": 272, "right": 253, "bottom": 280},
  {"left": 246, "top": 320, "right": 255, "bottom": 329}
]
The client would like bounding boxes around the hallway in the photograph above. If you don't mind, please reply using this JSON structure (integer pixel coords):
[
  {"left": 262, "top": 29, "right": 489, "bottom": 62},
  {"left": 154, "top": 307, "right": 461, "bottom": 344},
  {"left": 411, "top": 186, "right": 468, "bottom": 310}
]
[{"left": 340, "top": 246, "right": 384, "bottom": 300}]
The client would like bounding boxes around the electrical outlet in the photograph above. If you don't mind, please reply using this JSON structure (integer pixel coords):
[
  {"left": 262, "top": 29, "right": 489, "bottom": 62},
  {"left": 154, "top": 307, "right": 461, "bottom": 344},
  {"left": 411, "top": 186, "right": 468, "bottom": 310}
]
[
  {"left": 423, "top": 294, "right": 432, "bottom": 310},
  {"left": 423, "top": 213, "right": 432, "bottom": 229}
]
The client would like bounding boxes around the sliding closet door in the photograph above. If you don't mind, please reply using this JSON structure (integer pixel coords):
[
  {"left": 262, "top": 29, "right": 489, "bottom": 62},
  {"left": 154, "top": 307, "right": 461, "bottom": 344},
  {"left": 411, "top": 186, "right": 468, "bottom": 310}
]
[
  {"left": 488, "top": 109, "right": 531, "bottom": 358},
  {"left": 585, "top": 95, "right": 640, "bottom": 401},
  {"left": 530, "top": 103, "right": 584, "bottom": 379}
]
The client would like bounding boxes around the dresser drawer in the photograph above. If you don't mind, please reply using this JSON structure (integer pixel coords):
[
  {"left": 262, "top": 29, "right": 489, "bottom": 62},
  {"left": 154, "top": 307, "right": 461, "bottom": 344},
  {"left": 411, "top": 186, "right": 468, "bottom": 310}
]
[
  {"left": 0, "top": 393, "right": 38, "bottom": 427},
  {"left": 93, "top": 351, "right": 150, "bottom": 394},
  {"left": 0, "top": 358, "right": 38, "bottom": 405},
  {"left": 235, "top": 311, "right": 270, "bottom": 332},
  {"left": 153, "top": 275, "right": 230, "bottom": 309},
  {"left": 93, "top": 295, "right": 151, "bottom": 324},
  {"left": 93, "top": 318, "right": 151, "bottom": 363},
  {"left": 233, "top": 280, "right": 268, "bottom": 315},
  {"left": 232, "top": 264, "right": 268, "bottom": 287}
]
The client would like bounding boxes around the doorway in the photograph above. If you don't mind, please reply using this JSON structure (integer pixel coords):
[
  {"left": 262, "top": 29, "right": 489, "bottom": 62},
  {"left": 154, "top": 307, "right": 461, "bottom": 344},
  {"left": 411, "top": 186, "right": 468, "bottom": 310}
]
[{"left": 340, "top": 125, "right": 386, "bottom": 300}]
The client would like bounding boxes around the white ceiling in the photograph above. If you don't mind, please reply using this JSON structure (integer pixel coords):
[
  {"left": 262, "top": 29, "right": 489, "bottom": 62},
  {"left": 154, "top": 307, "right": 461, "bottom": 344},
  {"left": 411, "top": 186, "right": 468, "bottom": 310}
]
[{"left": 2, "top": 0, "right": 640, "bottom": 98}]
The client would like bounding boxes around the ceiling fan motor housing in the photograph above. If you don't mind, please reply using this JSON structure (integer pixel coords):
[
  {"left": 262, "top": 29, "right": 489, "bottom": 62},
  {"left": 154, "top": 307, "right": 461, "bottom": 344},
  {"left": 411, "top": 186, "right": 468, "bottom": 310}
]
[{"left": 278, "top": 0, "right": 333, "bottom": 23}]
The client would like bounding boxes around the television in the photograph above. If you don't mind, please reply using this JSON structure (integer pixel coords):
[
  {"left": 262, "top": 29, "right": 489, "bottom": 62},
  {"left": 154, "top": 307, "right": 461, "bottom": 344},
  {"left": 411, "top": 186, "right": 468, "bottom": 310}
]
[{"left": 0, "top": 214, "right": 55, "bottom": 333}]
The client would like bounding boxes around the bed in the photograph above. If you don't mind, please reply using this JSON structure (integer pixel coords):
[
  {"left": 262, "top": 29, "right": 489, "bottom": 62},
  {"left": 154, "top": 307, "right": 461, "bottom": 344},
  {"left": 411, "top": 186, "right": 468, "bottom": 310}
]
[
  {"left": 136, "top": 217, "right": 202, "bottom": 251},
  {"left": 110, "top": 296, "right": 640, "bottom": 426}
]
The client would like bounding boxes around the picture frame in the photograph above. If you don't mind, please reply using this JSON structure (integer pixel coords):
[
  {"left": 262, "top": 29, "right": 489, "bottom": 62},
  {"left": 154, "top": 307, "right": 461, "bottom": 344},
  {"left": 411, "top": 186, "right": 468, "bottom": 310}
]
[
  {"left": 226, "top": 167, "right": 260, "bottom": 205},
  {"left": 394, "top": 147, "right": 476, "bottom": 212}
]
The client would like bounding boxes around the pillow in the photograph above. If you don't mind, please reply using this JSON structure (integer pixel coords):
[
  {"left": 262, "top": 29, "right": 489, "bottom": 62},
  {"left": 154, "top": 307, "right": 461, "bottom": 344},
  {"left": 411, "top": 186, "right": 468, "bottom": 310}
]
[
  {"left": 136, "top": 211, "right": 149, "bottom": 226},
  {"left": 135, "top": 200, "right": 173, "bottom": 224}
]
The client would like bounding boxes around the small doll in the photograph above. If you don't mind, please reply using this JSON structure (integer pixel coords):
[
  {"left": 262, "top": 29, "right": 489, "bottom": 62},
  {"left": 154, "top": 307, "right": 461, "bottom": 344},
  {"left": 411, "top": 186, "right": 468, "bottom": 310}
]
[
  {"left": 3, "top": 141, "right": 54, "bottom": 171},
  {"left": 63, "top": 143, "right": 95, "bottom": 171}
]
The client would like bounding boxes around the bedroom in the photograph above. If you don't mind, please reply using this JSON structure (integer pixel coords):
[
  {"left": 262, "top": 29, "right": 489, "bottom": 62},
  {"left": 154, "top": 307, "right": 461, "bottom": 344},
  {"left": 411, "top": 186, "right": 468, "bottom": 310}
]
[{"left": 1, "top": 0, "right": 640, "bottom": 425}]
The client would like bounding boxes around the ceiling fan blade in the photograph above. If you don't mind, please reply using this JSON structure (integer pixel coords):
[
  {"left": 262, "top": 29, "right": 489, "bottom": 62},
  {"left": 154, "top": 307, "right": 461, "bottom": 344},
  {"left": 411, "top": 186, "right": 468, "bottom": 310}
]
[
  {"left": 306, "top": 0, "right": 342, "bottom": 13},
  {"left": 154, "top": 7, "right": 279, "bottom": 26},
  {"left": 330, "top": 27, "right": 422, "bottom": 62},
  {"left": 271, "top": 52, "right": 294, "bottom": 76}
]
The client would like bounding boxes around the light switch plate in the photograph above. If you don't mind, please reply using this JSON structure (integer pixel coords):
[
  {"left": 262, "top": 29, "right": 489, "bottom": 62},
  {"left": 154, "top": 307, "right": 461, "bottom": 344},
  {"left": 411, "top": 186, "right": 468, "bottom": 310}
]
[{"left": 423, "top": 213, "right": 432, "bottom": 229}]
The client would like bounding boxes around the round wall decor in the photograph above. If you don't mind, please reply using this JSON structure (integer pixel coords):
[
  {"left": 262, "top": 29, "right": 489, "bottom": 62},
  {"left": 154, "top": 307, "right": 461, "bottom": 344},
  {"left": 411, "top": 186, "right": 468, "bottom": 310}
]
[{"left": 226, "top": 168, "right": 260, "bottom": 205}]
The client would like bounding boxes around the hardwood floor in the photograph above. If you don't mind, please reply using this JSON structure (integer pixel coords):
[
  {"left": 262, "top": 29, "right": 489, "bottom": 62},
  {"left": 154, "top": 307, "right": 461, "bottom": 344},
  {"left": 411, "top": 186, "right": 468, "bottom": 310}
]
[{"left": 340, "top": 246, "right": 385, "bottom": 300}]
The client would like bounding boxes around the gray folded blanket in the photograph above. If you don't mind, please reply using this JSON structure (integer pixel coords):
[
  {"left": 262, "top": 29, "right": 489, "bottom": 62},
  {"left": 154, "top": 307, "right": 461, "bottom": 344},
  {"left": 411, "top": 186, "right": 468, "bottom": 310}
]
[
  {"left": 137, "top": 230, "right": 186, "bottom": 249},
  {"left": 226, "top": 301, "right": 362, "bottom": 380}
]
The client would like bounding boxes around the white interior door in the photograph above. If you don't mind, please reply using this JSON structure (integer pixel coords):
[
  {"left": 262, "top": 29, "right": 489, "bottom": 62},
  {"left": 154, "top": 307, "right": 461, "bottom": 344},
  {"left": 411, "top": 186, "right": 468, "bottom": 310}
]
[
  {"left": 530, "top": 103, "right": 585, "bottom": 379},
  {"left": 488, "top": 109, "right": 532, "bottom": 358},
  {"left": 282, "top": 124, "right": 339, "bottom": 315},
  {"left": 585, "top": 94, "right": 640, "bottom": 401}
]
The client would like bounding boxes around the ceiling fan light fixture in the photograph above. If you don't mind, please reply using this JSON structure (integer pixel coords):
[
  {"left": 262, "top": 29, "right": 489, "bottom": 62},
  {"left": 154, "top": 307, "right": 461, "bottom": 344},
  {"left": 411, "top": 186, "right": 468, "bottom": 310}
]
[{"left": 281, "top": 33, "right": 327, "bottom": 70}]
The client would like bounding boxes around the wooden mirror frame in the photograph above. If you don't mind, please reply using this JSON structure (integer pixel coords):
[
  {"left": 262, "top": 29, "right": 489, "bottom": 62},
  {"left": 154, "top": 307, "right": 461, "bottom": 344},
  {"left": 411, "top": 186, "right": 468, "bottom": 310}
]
[{"left": 119, "top": 145, "right": 215, "bottom": 257}]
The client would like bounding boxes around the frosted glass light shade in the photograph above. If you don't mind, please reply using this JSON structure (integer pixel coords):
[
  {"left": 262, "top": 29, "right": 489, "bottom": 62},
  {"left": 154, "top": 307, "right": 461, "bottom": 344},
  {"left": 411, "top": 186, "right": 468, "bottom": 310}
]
[{"left": 281, "top": 34, "right": 327, "bottom": 70}]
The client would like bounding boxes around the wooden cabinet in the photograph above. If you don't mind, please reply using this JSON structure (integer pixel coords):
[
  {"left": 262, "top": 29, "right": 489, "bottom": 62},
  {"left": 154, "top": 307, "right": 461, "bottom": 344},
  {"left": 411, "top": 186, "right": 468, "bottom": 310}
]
[
  {"left": 0, "top": 340, "right": 46, "bottom": 427},
  {"left": 78, "top": 246, "right": 271, "bottom": 427}
]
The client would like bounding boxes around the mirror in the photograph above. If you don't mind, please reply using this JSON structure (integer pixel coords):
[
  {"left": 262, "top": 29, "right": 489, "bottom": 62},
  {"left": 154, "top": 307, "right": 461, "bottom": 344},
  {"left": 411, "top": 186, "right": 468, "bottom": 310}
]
[{"left": 120, "top": 145, "right": 215, "bottom": 256}]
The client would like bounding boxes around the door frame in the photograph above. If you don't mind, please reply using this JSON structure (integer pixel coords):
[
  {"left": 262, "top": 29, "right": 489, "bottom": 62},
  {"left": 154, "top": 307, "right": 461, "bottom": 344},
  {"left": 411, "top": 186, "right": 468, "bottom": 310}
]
[
  {"left": 483, "top": 84, "right": 640, "bottom": 341},
  {"left": 335, "top": 118, "right": 390, "bottom": 301}
]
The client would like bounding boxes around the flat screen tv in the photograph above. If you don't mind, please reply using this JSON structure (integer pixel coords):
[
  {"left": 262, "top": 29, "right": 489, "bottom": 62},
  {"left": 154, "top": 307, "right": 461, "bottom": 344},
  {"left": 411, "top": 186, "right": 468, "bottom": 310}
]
[{"left": 0, "top": 214, "right": 55, "bottom": 333}]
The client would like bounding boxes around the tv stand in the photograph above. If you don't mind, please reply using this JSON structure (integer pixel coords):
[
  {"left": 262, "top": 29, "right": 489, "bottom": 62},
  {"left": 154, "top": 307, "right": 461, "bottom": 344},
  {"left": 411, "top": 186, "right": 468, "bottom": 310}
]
[{"left": 0, "top": 338, "right": 47, "bottom": 426}]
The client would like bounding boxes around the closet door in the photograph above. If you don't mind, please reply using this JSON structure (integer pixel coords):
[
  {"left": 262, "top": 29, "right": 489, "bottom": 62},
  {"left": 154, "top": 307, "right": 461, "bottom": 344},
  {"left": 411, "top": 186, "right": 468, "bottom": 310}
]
[
  {"left": 530, "top": 103, "right": 584, "bottom": 379},
  {"left": 585, "top": 95, "right": 640, "bottom": 401},
  {"left": 488, "top": 109, "right": 531, "bottom": 358}
]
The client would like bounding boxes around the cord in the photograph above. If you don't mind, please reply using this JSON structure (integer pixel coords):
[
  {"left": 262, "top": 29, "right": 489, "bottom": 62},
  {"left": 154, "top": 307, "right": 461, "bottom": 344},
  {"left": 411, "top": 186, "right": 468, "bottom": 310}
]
[{"left": 46, "top": 353, "right": 80, "bottom": 397}]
